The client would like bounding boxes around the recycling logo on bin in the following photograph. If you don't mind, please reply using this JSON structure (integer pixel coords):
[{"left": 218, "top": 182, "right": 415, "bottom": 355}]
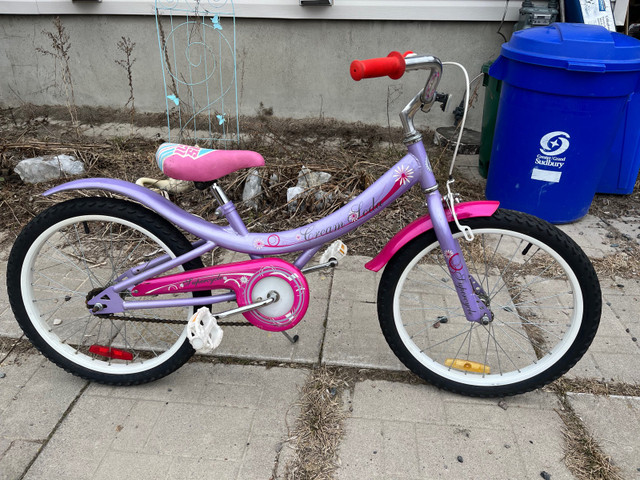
[{"left": 531, "top": 131, "right": 571, "bottom": 183}]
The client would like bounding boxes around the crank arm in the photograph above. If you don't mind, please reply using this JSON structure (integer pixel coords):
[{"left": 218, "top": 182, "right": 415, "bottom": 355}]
[
  {"left": 214, "top": 291, "right": 279, "bottom": 320},
  {"left": 301, "top": 258, "right": 338, "bottom": 274}
]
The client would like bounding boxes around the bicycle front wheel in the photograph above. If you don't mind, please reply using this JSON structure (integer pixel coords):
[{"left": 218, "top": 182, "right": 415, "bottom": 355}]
[
  {"left": 378, "top": 209, "right": 601, "bottom": 397},
  {"left": 7, "top": 197, "right": 209, "bottom": 385}
]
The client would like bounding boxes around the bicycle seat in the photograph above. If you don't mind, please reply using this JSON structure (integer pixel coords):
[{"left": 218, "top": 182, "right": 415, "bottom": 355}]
[{"left": 155, "top": 143, "right": 265, "bottom": 182}]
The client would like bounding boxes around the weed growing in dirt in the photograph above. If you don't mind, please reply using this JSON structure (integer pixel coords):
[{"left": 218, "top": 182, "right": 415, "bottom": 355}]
[
  {"left": 115, "top": 36, "right": 137, "bottom": 126},
  {"left": 283, "top": 367, "right": 348, "bottom": 479},
  {"left": 36, "top": 17, "right": 77, "bottom": 129},
  {"left": 550, "top": 381, "right": 624, "bottom": 480}
]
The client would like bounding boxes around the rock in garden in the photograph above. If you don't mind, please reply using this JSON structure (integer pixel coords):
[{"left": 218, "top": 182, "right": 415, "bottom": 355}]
[
  {"left": 297, "top": 166, "right": 331, "bottom": 189},
  {"left": 287, "top": 186, "right": 305, "bottom": 213},
  {"left": 15, "top": 155, "right": 85, "bottom": 183},
  {"left": 287, "top": 186, "right": 304, "bottom": 203},
  {"left": 313, "top": 190, "right": 334, "bottom": 210},
  {"left": 242, "top": 168, "right": 262, "bottom": 210},
  {"left": 287, "top": 167, "right": 333, "bottom": 213}
]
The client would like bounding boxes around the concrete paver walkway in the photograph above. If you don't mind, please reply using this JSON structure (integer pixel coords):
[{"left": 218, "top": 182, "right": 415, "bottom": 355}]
[{"left": 1, "top": 210, "right": 639, "bottom": 479}]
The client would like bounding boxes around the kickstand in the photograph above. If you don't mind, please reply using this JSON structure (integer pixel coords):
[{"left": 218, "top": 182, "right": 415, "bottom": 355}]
[{"left": 282, "top": 331, "right": 299, "bottom": 344}]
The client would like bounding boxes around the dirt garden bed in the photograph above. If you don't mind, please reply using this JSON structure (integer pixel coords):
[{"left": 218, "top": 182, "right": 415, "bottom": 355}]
[{"left": 1, "top": 105, "right": 640, "bottom": 267}]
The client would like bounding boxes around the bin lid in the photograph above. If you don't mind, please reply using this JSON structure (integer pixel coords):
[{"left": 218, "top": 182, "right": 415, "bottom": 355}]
[{"left": 501, "top": 23, "right": 640, "bottom": 73}]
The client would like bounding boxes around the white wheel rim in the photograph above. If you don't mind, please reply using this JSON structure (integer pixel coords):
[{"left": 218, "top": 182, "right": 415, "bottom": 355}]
[
  {"left": 20, "top": 214, "right": 189, "bottom": 375},
  {"left": 392, "top": 227, "right": 583, "bottom": 387}
]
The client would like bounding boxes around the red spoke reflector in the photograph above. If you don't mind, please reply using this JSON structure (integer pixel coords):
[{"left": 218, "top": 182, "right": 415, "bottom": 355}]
[{"left": 89, "top": 345, "right": 134, "bottom": 361}]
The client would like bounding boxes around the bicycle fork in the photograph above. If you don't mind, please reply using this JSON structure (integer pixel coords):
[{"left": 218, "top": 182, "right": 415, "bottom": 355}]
[
  {"left": 408, "top": 141, "right": 492, "bottom": 325},
  {"left": 425, "top": 189, "right": 493, "bottom": 324}
]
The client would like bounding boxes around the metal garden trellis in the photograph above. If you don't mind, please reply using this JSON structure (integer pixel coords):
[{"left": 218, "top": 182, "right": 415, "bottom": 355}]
[{"left": 155, "top": 0, "right": 239, "bottom": 146}]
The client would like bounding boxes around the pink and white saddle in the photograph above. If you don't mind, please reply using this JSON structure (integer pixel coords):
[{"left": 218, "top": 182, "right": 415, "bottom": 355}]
[{"left": 156, "top": 143, "right": 264, "bottom": 182}]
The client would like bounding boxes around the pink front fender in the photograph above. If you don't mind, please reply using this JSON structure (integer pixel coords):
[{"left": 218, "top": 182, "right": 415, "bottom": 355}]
[{"left": 365, "top": 201, "right": 500, "bottom": 272}]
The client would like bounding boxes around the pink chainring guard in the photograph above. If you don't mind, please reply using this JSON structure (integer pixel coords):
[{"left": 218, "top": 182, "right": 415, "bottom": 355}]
[{"left": 132, "top": 258, "right": 309, "bottom": 332}]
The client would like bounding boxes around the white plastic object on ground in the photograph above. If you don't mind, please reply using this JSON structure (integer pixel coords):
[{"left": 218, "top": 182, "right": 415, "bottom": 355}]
[
  {"left": 186, "top": 307, "right": 224, "bottom": 353},
  {"left": 15, "top": 155, "right": 85, "bottom": 183}
]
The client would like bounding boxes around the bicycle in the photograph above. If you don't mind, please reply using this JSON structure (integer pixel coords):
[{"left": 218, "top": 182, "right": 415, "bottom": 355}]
[{"left": 6, "top": 51, "right": 602, "bottom": 397}]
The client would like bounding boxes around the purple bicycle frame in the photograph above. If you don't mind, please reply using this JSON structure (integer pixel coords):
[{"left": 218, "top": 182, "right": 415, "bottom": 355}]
[{"left": 45, "top": 139, "right": 491, "bottom": 323}]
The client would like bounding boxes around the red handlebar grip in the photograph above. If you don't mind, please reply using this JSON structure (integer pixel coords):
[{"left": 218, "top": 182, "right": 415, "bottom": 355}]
[{"left": 350, "top": 51, "right": 406, "bottom": 81}]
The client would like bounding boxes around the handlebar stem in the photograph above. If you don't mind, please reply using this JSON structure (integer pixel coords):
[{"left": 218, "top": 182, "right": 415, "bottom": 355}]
[{"left": 400, "top": 55, "right": 443, "bottom": 144}]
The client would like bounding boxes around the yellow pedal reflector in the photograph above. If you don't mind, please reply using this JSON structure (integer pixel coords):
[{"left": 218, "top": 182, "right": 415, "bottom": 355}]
[{"left": 445, "top": 358, "right": 490, "bottom": 374}]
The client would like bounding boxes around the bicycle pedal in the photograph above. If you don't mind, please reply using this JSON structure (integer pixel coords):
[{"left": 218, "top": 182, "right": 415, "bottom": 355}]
[
  {"left": 187, "top": 307, "right": 223, "bottom": 353},
  {"left": 319, "top": 240, "right": 348, "bottom": 265}
]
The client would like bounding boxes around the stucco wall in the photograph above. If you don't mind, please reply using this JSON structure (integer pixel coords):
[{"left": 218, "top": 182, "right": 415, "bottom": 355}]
[{"left": 0, "top": 15, "right": 507, "bottom": 131}]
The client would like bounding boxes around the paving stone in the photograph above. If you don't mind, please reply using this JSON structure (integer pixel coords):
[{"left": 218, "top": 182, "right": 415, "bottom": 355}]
[
  {"left": 331, "top": 261, "right": 379, "bottom": 303},
  {"left": 322, "top": 298, "right": 404, "bottom": 370},
  {"left": 0, "top": 311, "right": 22, "bottom": 341},
  {"left": 87, "top": 364, "right": 207, "bottom": 404},
  {"left": 601, "top": 276, "right": 640, "bottom": 297},
  {"left": 0, "top": 241, "right": 10, "bottom": 262},
  {"left": 556, "top": 215, "right": 617, "bottom": 259},
  {"left": 585, "top": 303, "right": 639, "bottom": 370},
  {"left": 348, "top": 380, "right": 445, "bottom": 425},
  {"left": 597, "top": 301, "right": 633, "bottom": 335},
  {"left": 334, "top": 254, "right": 375, "bottom": 273},
  {"left": 235, "top": 434, "right": 282, "bottom": 480},
  {"left": 167, "top": 456, "right": 239, "bottom": 480},
  {"left": 0, "top": 355, "right": 85, "bottom": 441},
  {"left": 589, "top": 331, "right": 639, "bottom": 355},
  {"left": 564, "top": 350, "right": 603, "bottom": 380},
  {"left": 108, "top": 400, "right": 164, "bottom": 453},
  {"left": 339, "top": 379, "right": 571, "bottom": 480},
  {"left": 24, "top": 395, "right": 136, "bottom": 479},
  {"left": 568, "top": 393, "right": 640, "bottom": 480},
  {"left": 340, "top": 417, "right": 423, "bottom": 480},
  {"left": 415, "top": 424, "right": 528, "bottom": 479},
  {"left": 442, "top": 398, "right": 513, "bottom": 430},
  {"left": 447, "top": 388, "right": 548, "bottom": 410},
  {"left": 144, "top": 402, "right": 252, "bottom": 460},
  {"left": 508, "top": 405, "right": 574, "bottom": 480},
  {"left": 0, "top": 261, "right": 22, "bottom": 341},
  {"left": 94, "top": 451, "right": 174, "bottom": 480},
  {"left": 608, "top": 216, "right": 640, "bottom": 245},
  {"left": 0, "top": 439, "right": 42, "bottom": 480},
  {"left": 0, "top": 353, "right": 44, "bottom": 411},
  {"left": 25, "top": 363, "right": 305, "bottom": 479},
  {"left": 589, "top": 352, "right": 640, "bottom": 384},
  {"left": 602, "top": 284, "right": 640, "bottom": 334}
]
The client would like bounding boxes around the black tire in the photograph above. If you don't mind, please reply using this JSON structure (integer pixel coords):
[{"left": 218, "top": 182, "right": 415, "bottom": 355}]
[
  {"left": 377, "top": 209, "right": 601, "bottom": 397},
  {"left": 7, "top": 197, "right": 209, "bottom": 385}
]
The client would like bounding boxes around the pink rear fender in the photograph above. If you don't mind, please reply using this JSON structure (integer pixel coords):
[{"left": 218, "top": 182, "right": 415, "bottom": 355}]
[{"left": 365, "top": 201, "right": 500, "bottom": 272}]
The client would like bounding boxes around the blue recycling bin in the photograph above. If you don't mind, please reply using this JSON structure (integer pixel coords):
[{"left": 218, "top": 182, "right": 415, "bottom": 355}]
[
  {"left": 485, "top": 23, "right": 640, "bottom": 223},
  {"left": 596, "top": 92, "right": 640, "bottom": 194}
]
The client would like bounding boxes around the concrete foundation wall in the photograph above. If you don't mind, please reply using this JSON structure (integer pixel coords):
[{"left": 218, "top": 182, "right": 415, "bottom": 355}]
[{"left": 0, "top": 15, "right": 506, "bottom": 131}]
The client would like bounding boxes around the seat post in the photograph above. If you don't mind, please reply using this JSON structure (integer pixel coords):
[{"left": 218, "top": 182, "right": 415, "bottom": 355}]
[{"left": 210, "top": 182, "right": 230, "bottom": 206}]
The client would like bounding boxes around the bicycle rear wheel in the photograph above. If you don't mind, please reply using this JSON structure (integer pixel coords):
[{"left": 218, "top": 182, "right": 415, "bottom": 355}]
[
  {"left": 377, "top": 209, "right": 601, "bottom": 397},
  {"left": 7, "top": 197, "right": 209, "bottom": 385}
]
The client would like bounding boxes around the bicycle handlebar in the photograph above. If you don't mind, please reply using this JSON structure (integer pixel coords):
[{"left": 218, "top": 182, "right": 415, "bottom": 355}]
[
  {"left": 350, "top": 51, "right": 443, "bottom": 142},
  {"left": 350, "top": 51, "right": 406, "bottom": 81}
]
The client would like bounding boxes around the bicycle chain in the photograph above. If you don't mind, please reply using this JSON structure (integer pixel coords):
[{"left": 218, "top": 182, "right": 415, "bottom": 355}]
[{"left": 101, "top": 314, "right": 252, "bottom": 327}]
